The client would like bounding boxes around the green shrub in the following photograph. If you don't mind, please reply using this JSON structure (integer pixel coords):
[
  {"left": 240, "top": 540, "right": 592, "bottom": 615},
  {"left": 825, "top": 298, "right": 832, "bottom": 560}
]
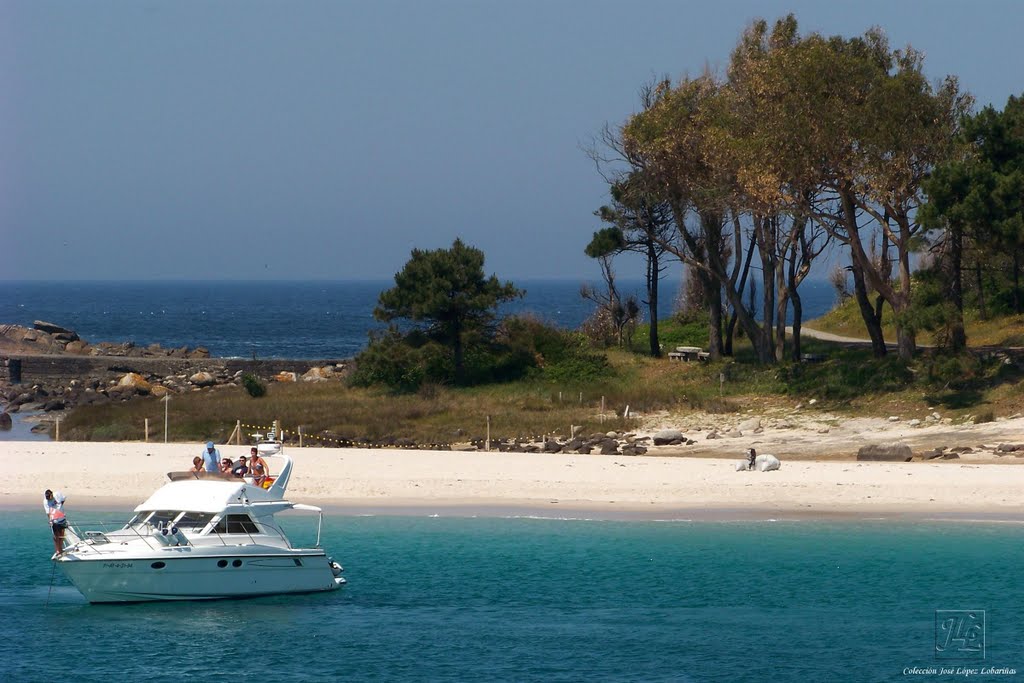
[{"left": 241, "top": 373, "right": 266, "bottom": 398}]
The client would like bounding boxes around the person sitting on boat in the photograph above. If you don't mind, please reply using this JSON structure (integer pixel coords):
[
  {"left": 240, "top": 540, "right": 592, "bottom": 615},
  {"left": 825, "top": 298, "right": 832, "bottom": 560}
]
[
  {"left": 201, "top": 441, "right": 220, "bottom": 473},
  {"left": 189, "top": 456, "right": 204, "bottom": 473},
  {"left": 252, "top": 462, "right": 269, "bottom": 487},
  {"left": 44, "top": 489, "right": 68, "bottom": 556},
  {"left": 219, "top": 457, "right": 234, "bottom": 474},
  {"left": 231, "top": 456, "right": 249, "bottom": 478}
]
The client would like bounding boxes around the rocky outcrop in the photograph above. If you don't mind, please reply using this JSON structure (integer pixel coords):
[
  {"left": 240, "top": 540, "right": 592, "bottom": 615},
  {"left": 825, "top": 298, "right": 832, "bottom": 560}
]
[
  {"left": 857, "top": 442, "right": 913, "bottom": 462},
  {"left": 189, "top": 371, "right": 217, "bottom": 387},
  {"left": 118, "top": 372, "right": 153, "bottom": 395}
]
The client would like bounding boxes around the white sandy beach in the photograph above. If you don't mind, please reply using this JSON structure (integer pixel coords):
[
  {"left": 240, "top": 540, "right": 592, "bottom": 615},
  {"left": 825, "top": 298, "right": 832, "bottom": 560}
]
[{"left": 3, "top": 414, "right": 1024, "bottom": 519}]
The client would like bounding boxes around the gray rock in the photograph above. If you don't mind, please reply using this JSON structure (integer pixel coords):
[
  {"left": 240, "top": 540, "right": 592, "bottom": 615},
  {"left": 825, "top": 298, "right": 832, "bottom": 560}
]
[
  {"left": 738, "top": 417, "right": 761, "bottom": 432},
  {"left": 599, "top": 439, "right": 619, "bottom": 455},
  {"left": 33, "top": 320, "right": 74, "bottom": 335},
  {"left": 857, "top": 443, "right": 913, "bottom": 462},
  {"left": 189, "top": 371, "right": 217, "bottom": 387},
  {"left": 941, "top": 453, "right": 960, "bottom": 460},
  {"left": 0, "top": 412, "right": 11, "bottom": 430},
  {"left": 543, "top": 440, "right": 563, "bottom": 453},
  {"left": 653, "top": 429, "right": 684, "bottom": 446},
  {"left": 996, "top": 443, "right": 1022, "bottom": 453}
]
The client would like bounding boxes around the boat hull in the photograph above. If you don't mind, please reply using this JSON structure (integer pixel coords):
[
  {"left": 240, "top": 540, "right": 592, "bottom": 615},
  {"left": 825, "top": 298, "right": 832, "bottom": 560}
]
[{"left": 57, "top": 550, "right": 344, "bottom": 603}]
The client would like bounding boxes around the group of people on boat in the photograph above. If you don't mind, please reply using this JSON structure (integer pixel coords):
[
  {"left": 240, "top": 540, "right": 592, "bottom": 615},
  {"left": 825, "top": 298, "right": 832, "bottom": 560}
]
[{"left": 189, "top": 443, "right": 272, "bottom": 486}]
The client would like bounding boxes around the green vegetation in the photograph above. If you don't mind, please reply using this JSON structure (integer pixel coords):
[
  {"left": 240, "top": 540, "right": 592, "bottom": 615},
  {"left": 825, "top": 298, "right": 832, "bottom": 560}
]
[
  {"left": 62, "top": 314, "right": 1024, "bottom": 443},
  {"left": 241, "top": 373, "right": 266, "bottom": 398},
  {"left": 369, "top": 238, "right": 522, "bottom": 386}
]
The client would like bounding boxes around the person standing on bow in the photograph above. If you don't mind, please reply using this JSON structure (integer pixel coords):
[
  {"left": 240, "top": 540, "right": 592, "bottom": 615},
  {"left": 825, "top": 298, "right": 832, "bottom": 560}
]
[
  {"left": 44, "top": 489, "right": 68, "bottom": 556},
  {"left": 201, "top": 441, "right": 221, "bottom": 473}
]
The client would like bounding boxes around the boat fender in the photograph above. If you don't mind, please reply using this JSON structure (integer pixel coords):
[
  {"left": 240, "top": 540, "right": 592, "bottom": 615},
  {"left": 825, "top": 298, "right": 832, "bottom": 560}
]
[{"left": 153, "top": 528, "right": 172, "bottom": 546}]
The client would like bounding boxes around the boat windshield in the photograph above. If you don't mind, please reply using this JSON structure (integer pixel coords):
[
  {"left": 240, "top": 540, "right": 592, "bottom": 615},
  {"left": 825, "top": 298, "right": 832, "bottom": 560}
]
[
  {"left": 176, "top": 512, "right": 215, "bottom": 529},
  {"left": 140, "top": 510, "right": 179, "bottom": 527}
]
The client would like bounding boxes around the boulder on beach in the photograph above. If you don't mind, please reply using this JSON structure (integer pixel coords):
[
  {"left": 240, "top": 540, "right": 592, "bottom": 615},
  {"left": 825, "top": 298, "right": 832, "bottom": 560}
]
[
  {"left": 273, "top": 372, "right": 298, "bottom": 383},
  {"left": 118, "top": 372, "right": 153, "bottom": 394},
  {"left": 857, "top": 442, "right": 913, "bottom": 462},
  {"left": 189, "top": 371, "right": 217, "bottom": 387},
  {"left": 653, "top": 429, "right": 683, "bottom": 446}
]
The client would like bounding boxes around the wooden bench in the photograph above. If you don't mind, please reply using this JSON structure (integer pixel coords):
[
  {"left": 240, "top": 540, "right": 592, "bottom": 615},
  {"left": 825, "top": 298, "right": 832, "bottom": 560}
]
[{"left": 669, "top": 346, "right": 709, "bottom": 362}]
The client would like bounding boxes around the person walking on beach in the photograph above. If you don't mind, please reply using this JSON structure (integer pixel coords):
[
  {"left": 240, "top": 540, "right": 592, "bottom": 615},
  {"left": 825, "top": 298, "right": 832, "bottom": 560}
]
[
  {"left": 44, "top": 489, "right": 68, "bottom": 556},
  {"left": 201, "top": 441, "right": 220, "bottom": 473}
]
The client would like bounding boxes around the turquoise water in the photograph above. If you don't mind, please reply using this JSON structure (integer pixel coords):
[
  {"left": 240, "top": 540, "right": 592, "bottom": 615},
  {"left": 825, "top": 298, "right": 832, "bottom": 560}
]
[{"left": 3, "top": 513, "right": 1022, "bottom": 682}]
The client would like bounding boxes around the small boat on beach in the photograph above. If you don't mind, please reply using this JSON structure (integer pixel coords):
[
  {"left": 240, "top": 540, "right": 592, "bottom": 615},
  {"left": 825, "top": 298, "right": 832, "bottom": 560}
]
[{"left": 54, "top": 440, "right": 346, "bottom": 603}]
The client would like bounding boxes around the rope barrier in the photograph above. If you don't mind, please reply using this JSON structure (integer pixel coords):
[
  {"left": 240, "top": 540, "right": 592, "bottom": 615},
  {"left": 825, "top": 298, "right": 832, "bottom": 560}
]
[{"left": 233, "top": 420, "right": 587, "bottom": 450}]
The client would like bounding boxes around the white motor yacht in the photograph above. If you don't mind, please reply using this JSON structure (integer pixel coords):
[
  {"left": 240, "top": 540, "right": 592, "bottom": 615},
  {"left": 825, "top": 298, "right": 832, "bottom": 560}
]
[{"left": 54, "top": 441, "right": 346, "bottom": 603}]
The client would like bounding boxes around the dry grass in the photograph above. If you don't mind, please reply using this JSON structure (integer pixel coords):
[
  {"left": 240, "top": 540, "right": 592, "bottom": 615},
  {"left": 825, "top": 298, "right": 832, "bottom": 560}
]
[{"left": 59, "top": 324, "right": 1024, "bottom": 444}]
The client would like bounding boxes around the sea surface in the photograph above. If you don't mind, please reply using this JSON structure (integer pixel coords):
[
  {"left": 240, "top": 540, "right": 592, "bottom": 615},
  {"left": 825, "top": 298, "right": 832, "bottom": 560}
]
[
  {"left": 2, "top": 513, "right": 1022, "bottom": 682},
  {"left": 0, "top": 279, "right": 839, "bottom": 360}
]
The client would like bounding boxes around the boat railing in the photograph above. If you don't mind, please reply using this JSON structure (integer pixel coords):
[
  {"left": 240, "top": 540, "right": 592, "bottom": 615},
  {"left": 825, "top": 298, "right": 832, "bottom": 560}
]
[{"left": 64, "top": 518, "right": 191, "bottom": 555}]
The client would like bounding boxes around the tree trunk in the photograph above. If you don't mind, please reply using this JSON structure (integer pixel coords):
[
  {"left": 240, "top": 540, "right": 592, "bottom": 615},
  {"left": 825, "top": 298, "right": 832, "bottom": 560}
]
[
  {"left": 947, "top": 223, "right": 966, "bottom": 352},
  {"left": 976, "top": 260, "right": 987, "bottom": 320},
  {"left": 707, "top": 275, "right": 723, "bottom": 359},
  {"left": 1014, "top": 250, "right": 1021, "bottom": 315},
  {"left": 896, "top": 324, "right": 916, "bottom": 361},
  {"left": 646, "top": 242, "right": 661, "bottom": 357},
  {"left": 452, "top": 321, "right": 464, "bottom": 383},
  {"left": 790, "top": 287, "right": 803, "bottom": 362},
  {"left": 724, "top": 313, "right": 737, "bottom": 356},
  {"left": 850, "top": 260, "right": 887, "bottom": 357}
]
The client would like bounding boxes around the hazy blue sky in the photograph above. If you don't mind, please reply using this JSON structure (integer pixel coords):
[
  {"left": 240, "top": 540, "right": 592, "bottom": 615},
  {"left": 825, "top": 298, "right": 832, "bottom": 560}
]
[{"left": 2, "top": 0, "right": 1022, "bottom": 281}]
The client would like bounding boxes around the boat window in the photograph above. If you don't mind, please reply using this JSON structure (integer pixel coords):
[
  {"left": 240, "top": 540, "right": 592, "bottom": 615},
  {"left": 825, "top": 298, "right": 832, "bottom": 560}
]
[
  {"left": 212, "top": 514, "right": 260, "bottom": 534},
  {"left": 176, "top": 512, "right": 215, "bottom": 529},
  {"left": 147, "top": 511, "right": 179, "bottom": 527}
]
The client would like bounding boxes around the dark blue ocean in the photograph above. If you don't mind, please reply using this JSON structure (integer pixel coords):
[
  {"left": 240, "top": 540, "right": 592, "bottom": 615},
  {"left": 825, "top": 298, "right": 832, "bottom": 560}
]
[
  {"left": 2, "top": 513, "right": 1022, "bottom": 682},
  {"left": 0, "top": 280, "right": 838, "bottom": 359}
]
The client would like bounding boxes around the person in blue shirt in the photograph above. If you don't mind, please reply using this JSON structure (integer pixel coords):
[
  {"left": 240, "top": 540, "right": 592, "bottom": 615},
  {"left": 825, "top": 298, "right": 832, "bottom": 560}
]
[{"left": 201, "top": 441, "right": 220, "bottom": 473}]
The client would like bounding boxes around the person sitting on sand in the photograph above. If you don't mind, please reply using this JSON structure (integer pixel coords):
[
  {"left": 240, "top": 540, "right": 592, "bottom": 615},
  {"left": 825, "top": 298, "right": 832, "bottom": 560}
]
[
  {"left": 189, "top": 456, "right": 204, "bottom": 473},
  {"left": 219, "top": 457, "right": 234, "bottom": 474},
  {"left": 746, "top": 447, "right": 757, "bottom": 471}
]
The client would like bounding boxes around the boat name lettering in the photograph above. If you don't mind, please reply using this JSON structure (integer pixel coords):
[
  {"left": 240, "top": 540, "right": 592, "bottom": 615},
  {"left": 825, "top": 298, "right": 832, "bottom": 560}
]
[{"left": 102, "top": 562, "right": 134, "bottom": 569}]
